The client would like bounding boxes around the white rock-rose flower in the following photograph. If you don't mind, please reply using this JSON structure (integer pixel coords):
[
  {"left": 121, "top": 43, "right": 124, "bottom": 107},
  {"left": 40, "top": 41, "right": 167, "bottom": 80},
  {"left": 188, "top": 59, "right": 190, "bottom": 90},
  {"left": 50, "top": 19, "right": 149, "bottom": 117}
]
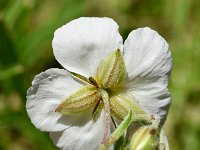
[{"left": 26, "top": 17, "right": 172, "bottom": 150}]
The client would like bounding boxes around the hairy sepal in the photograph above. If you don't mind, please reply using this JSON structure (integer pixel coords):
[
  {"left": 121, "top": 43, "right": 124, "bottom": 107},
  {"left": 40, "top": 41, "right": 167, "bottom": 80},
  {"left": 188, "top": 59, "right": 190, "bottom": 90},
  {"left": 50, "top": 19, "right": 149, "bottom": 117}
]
[
  {"left": 96, "top": 49, "right": 126, "bottom": 88},
  {"left": 110, "top": 95, "right": 144, "bottom": 120},
  {"left": 55, "top": 85, "right": 99, "bottom": 115}
]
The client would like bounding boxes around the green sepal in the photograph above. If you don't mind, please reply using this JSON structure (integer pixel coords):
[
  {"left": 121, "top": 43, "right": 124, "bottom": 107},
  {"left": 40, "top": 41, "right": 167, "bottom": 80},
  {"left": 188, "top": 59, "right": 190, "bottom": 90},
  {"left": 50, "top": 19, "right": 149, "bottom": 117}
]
[
  {"left": 55, "top": 85, "right": 99, "bottom": 115},
  {"left": 69, "top": 71, "right": 90, "bottom": 84},
  {"left": 109, "top": 95, "right": 144, "bottom": 120},
  {"left": 110, "top": 95, "right": 129, "bottom": 120},
  {"left": 96, "top": 49, "right": 126, "bottom": 88}
]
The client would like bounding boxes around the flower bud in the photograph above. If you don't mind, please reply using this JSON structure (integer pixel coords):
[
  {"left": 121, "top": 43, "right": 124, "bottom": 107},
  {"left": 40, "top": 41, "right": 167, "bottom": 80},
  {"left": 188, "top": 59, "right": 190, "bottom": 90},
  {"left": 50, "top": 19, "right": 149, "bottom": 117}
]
[{"left": 130, "top": 126, "right": 160, "bottom": 150}]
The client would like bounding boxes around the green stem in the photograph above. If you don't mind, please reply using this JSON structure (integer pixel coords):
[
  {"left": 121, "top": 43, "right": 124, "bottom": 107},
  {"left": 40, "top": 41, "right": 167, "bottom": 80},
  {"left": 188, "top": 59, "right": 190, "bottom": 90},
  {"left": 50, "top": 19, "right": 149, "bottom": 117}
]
[
  {"left": 108, "top": 111, "right": 132, "bottom": 147},
  {"left": 131, "top": 113, "right": 159, "bottom": 128}
]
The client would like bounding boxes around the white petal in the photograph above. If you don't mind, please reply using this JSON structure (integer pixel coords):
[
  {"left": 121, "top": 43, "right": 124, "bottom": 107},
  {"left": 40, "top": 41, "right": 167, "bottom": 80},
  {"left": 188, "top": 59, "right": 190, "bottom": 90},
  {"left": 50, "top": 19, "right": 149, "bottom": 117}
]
[
  {"left": 159, "top": 128, "right": 169, "bottom": 150},
  {"left": 124, "top": 27, "right": 172, "bottom": 80},
  {"left": 127, "top": 86, "right": 171, "bottom": 125},
  {"left": 52, "top": 17, "right": 123, "bottom": 77},
  {"left": 123, "top": 27, "right": 172, "bottom": 124},
  {"left": 26, "top": 68, "right": 85, "bottom": 132},
  {"left": 50, "top": 110, "right": 114, "bottom": 150}
]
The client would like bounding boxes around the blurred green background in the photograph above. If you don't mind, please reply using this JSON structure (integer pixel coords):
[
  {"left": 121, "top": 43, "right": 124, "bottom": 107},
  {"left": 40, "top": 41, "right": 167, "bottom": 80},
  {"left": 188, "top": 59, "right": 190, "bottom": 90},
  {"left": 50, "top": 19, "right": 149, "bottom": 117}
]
[{"left": 0, "top": 0, "right": 200, "bottom": 149}]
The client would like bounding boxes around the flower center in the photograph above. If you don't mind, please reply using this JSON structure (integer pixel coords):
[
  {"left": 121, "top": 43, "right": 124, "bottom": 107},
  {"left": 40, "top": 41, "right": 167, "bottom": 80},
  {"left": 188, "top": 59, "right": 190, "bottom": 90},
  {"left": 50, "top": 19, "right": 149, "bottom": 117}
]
[{"left": 55, "top": 49, "right": 161, "bottom": 150}]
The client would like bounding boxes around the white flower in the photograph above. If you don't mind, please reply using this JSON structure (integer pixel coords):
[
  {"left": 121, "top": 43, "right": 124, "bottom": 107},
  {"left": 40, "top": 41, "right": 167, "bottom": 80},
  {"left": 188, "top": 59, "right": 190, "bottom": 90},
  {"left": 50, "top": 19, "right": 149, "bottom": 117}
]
[{"left": 26, "top": 17, "right": 172, "bottom": 150}]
